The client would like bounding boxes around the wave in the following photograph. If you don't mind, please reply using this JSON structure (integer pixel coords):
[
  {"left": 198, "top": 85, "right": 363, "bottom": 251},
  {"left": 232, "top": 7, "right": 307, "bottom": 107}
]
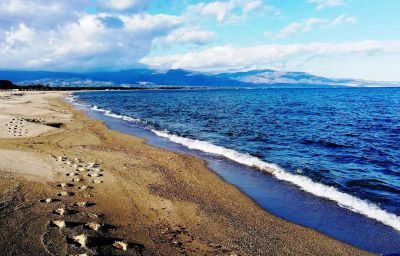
[
  {"left": 90, "top": 105, "right": 140, "bottom": 122},
  {"left": 65, "top": 95, "right": 140, "bottom": 122},
  {"left": 152, "top": 129, "right": 400, "bottom": 232}
]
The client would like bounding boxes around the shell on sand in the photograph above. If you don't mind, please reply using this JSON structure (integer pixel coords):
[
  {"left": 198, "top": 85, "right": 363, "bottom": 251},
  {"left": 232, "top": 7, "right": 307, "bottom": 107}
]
[
  {"left": 59, "top": 183, "right": 67, "bottom": 188},
  {"left": 92, "top": 179, "right": 103, "bottom": 184},
  {"left": 66, "top": 173, "right": 78, "bottom": 177},
  {"left": 53, "top": 208, "right": 65, "bottom": 215},
  {"left": 56, "top": 156, "right": 63, "bottom": 161},
  {"left": 87, "top": 163, "right": 95, "bottom": 167},
  {"left": 51, "top": 220, "right": 65, "bottom": 228},
  {"left": 72, "top": 234, "right": 87, "bottom": 247},
  {"left": 92, "top": 168, "right": 102, "bottom": 172},
  {"left": 76, "top": 167, "right": 85, "bottom": 172},
  {"left": 78, "top": 185, "right": 88, "bottom": 190},
  {"left": 86, "top": 222, "right": 102, "bottom": 231},
  {"left": 113, "top": 241, "right": 128, "bottom": 251},
  {"left": 88, "top": 173, "right": 99, "bottom": 177},
  {"left": 72, "top": 178, "right": 81, "bottom": 182},
  {"left": 41, "top": 198, "right": 53, "bottom": 203}
]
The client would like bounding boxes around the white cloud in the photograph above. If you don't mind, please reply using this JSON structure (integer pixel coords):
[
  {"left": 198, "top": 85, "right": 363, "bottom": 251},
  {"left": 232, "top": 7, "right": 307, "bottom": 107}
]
[
  {"left": 270, "top": 14, "right": 356, "bottom": 39},
  {"left": 307, "top": 0, "right": 344, "bottom": 10},
  {"left": 184, "top": 0, "right": 278, "bottom": 23},
  {"left": 155, "top": 27, "right": 215, "bottom": 46},
  {"left": 140, "top": 41, "right": 400, "bottom": 80},
  {"left": 275, "top": 18, "right": 326, "bottom": 39},
  {"left": 0, "top": 13, "right": 182, "bottom": 70},
  {"left": 0, "top": 0, "right": 87, "bottom": 29},
  {"left": 331, "top": 14, "right": 356, "bottom": 26}
]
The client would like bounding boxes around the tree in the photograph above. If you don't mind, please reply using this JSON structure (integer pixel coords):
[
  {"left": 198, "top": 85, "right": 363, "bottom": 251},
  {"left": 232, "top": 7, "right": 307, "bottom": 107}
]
[{"left": 0, "top": 80, "right": 18, "bottom": 90}]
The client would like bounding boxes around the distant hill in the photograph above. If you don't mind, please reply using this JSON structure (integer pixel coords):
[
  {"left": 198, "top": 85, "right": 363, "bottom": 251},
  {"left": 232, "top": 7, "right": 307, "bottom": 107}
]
[
  {"left": 216, "top": 69, "right": 400, "bottom": 87},
  {"left": 0, "top": 69, "right": 246, "bottom": 87},
  {"left": 0, "top": 69, "right": 398, "bottom": 88}
]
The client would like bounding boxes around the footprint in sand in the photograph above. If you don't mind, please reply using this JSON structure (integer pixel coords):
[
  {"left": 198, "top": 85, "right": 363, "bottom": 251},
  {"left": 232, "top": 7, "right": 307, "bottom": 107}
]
[
  {"left": 53, "top": 208, "right": 65, "bottom": 216},
  {"left": 78, "top": 185, "right": 92, "bottom": 190},
  {"left": 85, "top": 222, "right": 102, "bottom": 231},
  {"left": 50, "top": 219, "right": 66, "bottom": 228},
  {"left": 72, "top": 234, "right": 88, "bottom": 248},
  {"left": 113, "top": 241, "right": 128, "bottom": 251},
  {"left": 87, "top": 173, "right": 102, "bottom": 177},
  {"left": 58, "top": 191, "right": 75, "bottom": 197},
  {"left": 73, "top": 201, "right": 89, "bottom": 207},
  {"left": 40, "top": 198, "right": 59, "bottom": 203}
]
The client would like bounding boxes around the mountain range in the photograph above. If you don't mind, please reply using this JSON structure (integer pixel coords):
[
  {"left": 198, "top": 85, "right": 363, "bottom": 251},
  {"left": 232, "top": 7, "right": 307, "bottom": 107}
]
[{"left": 0, "top": 69, "right": 399, "bottom": 88}]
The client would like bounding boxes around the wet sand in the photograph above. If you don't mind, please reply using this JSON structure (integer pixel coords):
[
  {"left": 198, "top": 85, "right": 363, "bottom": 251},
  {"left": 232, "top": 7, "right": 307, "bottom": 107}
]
[{"left": 0, "top": 91, "right": 371, "bottom": 255}]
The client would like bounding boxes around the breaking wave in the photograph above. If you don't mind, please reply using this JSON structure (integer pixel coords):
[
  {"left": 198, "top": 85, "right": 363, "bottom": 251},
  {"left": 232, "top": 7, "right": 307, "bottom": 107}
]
[{"left": 152, "top": 129, "right": 400, "bottom": 232}]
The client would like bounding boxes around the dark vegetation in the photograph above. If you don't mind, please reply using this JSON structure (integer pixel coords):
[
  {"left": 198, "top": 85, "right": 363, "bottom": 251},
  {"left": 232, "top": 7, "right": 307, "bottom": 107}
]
[
  {"left": 0, "top": 80, "right": 18, "bottom": 89},
  {"left": 0, "top": 79, "right": 186, "bottom": 91}
]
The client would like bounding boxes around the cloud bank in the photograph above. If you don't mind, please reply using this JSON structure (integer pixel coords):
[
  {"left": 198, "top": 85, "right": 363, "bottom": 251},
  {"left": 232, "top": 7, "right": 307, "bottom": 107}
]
[{"left": 141, "top": 41, "right": 400, "bottom": 80}]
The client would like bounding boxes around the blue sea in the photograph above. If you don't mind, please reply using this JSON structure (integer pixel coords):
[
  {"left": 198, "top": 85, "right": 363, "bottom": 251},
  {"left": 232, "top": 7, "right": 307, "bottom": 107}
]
[{"left": 70, "top": 88, "right": 400, "bottom": 254}]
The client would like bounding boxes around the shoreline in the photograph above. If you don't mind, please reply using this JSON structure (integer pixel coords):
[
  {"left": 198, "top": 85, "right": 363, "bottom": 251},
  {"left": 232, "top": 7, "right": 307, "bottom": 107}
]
[{"left": 0, "top": 91, "right": 370, "bottom": 255}]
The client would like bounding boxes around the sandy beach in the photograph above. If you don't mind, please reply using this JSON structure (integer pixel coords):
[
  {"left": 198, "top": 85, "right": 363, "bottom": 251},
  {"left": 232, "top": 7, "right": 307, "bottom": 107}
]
[{"left": 0, "top": 91, "right": 371, "bottom": 255}]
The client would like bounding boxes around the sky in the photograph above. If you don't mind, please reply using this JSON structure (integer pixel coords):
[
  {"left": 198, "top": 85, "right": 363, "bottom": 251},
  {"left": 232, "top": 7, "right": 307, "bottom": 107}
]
[{"left": 1, "top": 0, "right": 400, "bottom": 81}]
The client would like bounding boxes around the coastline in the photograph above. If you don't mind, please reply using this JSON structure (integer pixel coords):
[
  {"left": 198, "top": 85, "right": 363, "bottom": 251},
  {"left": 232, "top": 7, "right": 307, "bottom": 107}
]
[{"left": 0, "top": 91, "right": 370, "bottom": 255}]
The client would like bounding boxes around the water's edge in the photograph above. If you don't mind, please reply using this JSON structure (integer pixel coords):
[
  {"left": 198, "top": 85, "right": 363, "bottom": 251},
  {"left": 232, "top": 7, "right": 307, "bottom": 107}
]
[{"left": 66, "top": 93, "right": 400, "bottom": 255}]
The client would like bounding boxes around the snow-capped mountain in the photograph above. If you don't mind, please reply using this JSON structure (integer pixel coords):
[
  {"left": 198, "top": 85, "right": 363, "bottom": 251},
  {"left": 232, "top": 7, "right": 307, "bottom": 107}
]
[{"left": 0, "top": 69, "right": 399, "bottom": 88}]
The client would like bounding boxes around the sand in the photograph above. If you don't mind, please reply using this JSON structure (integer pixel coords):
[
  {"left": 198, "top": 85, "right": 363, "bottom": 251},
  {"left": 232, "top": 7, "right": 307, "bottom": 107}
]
[{"left": 0, "top": 90, "right": 371, "bottom": 255}]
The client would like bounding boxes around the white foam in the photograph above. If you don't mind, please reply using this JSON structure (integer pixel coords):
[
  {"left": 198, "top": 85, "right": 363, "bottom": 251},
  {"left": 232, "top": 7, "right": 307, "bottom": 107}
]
[
  {"left": 91, "top": 105, "right": 140, "bottom": 122},
  {"left": 152, "top": 129, "right": 400, "bottom": 231}
]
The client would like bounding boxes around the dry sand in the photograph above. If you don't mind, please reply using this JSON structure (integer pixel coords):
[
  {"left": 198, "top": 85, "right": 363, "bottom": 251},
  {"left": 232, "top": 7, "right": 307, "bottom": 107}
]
[{"left": 0, "top": 91, "right": 371, "bottom": 255}]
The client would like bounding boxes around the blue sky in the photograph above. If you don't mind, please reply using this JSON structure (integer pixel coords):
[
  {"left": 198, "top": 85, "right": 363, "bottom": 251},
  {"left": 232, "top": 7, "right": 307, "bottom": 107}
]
[{"left": 1, "top": 0, "right": 400, "bottom": 81}]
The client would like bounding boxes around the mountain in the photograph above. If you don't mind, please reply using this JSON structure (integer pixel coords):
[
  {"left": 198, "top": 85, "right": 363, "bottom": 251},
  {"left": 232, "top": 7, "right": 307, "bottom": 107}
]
[
  {"left": 0, "top": 69, "right": 398, "bottom": 88},
  {"left": 216, "top": 69, "right": 400, "bottom": 87},
  {"left": 0, "top": 69, "right": 246, "bottom": 87}
]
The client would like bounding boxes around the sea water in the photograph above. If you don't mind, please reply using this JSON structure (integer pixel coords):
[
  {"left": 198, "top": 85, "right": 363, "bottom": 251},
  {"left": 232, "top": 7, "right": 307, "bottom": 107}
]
[{"left": 71, "top": 88, "right": 400, "bottom": 254}]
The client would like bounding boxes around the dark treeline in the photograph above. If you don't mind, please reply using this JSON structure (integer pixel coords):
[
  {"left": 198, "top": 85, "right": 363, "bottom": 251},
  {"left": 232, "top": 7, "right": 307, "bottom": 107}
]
[{"left": 0, "top": 79, "right": 185, "bottom": 91}]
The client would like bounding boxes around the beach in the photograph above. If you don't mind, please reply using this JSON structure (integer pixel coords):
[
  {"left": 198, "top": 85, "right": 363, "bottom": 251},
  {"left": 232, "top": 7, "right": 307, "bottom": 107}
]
[{"left": 0, "top": 91, "right": 370, "bottom": 256}]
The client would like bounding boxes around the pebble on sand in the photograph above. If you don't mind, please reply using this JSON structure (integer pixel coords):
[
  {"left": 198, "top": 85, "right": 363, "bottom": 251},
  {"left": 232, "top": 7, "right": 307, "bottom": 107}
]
[
  {"left": 92, "top": 180, "right": 103, "bottom": 184},
  {"left": 113, "top": 241, "right": 128, "bottom": 251}
]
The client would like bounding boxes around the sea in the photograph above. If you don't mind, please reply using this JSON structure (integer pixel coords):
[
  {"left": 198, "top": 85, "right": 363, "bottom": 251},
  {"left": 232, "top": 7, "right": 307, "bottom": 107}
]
[{"left": 69, "top": 88, "right": 400, "bottom": 254}]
